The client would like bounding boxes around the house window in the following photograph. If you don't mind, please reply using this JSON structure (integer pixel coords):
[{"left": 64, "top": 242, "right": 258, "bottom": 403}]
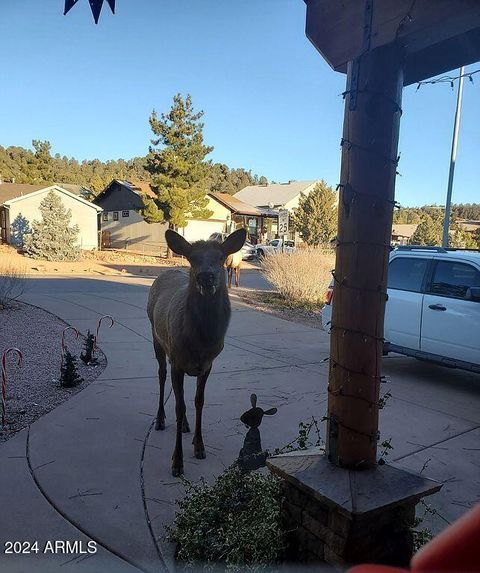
[
  {"left": 122, "top": 210, "right": 129, "bottom": 218},
  {"left": 113, "top": 211, "right": 119, "bottom": 221},
  {"left": 102, "top": 212, "right": 108, "bottom": 222}
]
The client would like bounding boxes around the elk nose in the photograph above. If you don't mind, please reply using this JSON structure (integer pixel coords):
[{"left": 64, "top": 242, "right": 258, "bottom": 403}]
[{"left": 198, "top": 272, "right": 215, "bottom": 287}]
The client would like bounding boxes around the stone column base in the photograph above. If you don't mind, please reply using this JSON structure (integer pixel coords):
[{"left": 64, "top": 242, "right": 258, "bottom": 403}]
[{"left": 267, "top": 450, "right": 441, "bottom": 567}]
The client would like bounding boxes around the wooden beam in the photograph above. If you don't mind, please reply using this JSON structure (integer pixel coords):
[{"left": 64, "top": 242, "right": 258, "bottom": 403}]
[
  {"left": 305, "top": 0, "right": 480, "bottom": 84},
  {"left": 327, "top": 44, "right": 404, "bottom": 468}
]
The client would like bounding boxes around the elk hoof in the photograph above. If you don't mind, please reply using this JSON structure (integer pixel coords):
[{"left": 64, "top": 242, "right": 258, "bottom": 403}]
[
  {"left": 194, "top": 448, "right": 206, "bottom": 460},
  {"left": 182, "top": 418, "right": 190, "bottom": 433},
  {"left": 155, "top": 418, "right": 165, "bottom": 431},
  {"left": 172, "top": 465, "right": 184, "bottom": 477}
]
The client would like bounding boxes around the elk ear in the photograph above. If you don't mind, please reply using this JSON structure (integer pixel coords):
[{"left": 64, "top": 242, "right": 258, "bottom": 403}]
[
  {"left": 222, "top": 228, "right": 247, "bottom": 256},
  {"left": 165, "top": 230, "right": 192, "bottom": 257},
  {"left": 264, "top": 408, "right": 277, "bottom": 416}
]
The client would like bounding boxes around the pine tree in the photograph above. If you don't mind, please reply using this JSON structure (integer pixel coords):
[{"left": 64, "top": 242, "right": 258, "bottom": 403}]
[
  {"left": 144, "top": 94, "right": 214, "bottom": 243},
  {"left": 410, "top": 215, "right": 442, "bottom": 246},
  {"left": 291, "top": 181, "right": 337, "bottom": 245},
  {"left": 23, "top": 190, "right": 80, "bottom": 261},
  {"left": 140, "top": 196, "right": 165, "bottom": 224},
  {"left": 80, "top": 330, "right": 97, "bottom": 365},
  {"left": 60, "top": 351, "right": 84, "bottom": 388}
]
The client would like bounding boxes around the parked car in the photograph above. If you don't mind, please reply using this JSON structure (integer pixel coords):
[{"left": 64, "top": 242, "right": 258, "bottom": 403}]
[
  {"left": 209, "top": 232, "right": 254, "bottom": 261},
  {"left": 322, "top": 246, "right": 480, "bottom": 372},
  {"left": 255, "top": 239, "right": 296, "bottom": 258}
]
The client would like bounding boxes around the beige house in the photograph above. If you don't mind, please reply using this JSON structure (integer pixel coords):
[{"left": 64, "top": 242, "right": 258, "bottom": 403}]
[
  {"left": 234, "top": 180, "right": 320, "bottom": 212},
  {"left": 0, "top": 183, "right": 102, "bottom": 250},
  {"left": 234, "top": 180, "right": 322, "bottom": 240}
]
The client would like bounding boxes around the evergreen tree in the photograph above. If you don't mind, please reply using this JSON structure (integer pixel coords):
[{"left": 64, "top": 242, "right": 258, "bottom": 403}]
[
  {"left": 410, "top": 214, "right": 442, "bottom": 246},
  {"left": 141, "top": 196, "right": 165, "bottom": 224},
  {"left": 60, "top": 351, "right": 84, "bottom": 388},
  {"left": 32, "top": 140, "right": 54, "bottom": 183},
  {"left": 80, "top": 330, "right": 97, "bottom": 365},
  {"left": 24, "top": 190, "right": 80, "bottom": 261},
  {"left": 145, "top": 94, "right": 214, "bottom": 236},
  {"left": 291, "top": 181, "right": 337, "bottom": 245}
]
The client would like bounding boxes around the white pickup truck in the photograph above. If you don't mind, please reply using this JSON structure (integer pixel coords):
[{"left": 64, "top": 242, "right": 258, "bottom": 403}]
[
  {"left": 255, "top": 239, "right": 296, "bottom": 258},
  {"left": 322, "top": 247, "right": 480, "bottom": 372}
]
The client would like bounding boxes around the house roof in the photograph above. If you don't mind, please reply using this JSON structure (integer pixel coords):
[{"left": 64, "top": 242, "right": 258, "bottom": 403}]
[
  {"left": 115, "top": 179, "right": 156, "bottom": 199},
  {"left": 209, "top": 192, "right": 263, "bottom": 217},
  {"left": 391, "top": 224, "right": 418, "bottom": 238},
  {"left": 0, "top": 183, "right": 50, "bottom": 204},
  {"left": 56, "top": 183, "right": 92, "bottom": 198},
  {"left": 234, "top": 180, "right": 318, "bottom": 208},
  {"left": 457, "top": 220, "right": 480, "bottom": 232},
  {"left": 2, "top": 185, "right": 102, "bottom": 212}
]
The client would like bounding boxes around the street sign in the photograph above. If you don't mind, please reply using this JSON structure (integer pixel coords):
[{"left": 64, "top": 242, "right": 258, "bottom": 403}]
[{"left": 278, "top": 209, "right": 289, "bottom": 235}]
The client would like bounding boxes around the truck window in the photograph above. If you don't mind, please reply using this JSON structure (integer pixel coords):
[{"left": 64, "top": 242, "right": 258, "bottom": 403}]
[
  {"left": 429, "top": 261, "right": 480, "bottom": 299},
  {"left": 270, "top": 240, "right": 279, "bottom": 247},
  {"left": 388, "top": 257, "right": 428, "bottom": 292}
]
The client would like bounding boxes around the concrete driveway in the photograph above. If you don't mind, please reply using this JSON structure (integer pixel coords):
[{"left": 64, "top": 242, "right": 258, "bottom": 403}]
[{"left": 0, "top": 274, "right": 479, "bottom": 572}]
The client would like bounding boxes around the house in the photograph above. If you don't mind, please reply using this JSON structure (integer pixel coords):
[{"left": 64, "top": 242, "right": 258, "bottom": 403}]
[
  {"left": 391, "top": 223, "right": 418, "bottom": 246},
  {"left": 93, "top": 180, "right": 271, "bottom": 251},
  {"left": 93, "top": 180, "right": 169, "bottom": 253},
  {"left": 0, "top": 183, "right": 102, "bottom": 249},
  {"left": 457, "top": 219, "right": 480, "bottom": 237},
  {"left": 234, "top": 180, "right": 319, "bottom": 211},
  {"left": 234, "top": 180, "right": 321, "bottom": 240}
]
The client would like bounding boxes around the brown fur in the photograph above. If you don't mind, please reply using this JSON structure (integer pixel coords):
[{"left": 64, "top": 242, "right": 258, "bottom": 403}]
[
  {"left": 147, "top": 229, "right": 246, "bottom": 476},
  {"left": 225, "top": 251, "right": 242, "bottom": 288}
]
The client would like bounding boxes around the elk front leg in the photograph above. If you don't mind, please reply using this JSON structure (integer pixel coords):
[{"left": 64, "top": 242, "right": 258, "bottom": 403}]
[
  {"left": 227, "top": 267, "right": 233, "bottom": 289},
  {"left": 171, "top": 366, "right": 186, "bottom": 476},
  {"left": 193, "top": 367, "right": 211, "bottom": 459},
  {"left": 153, "top": 337, "right": 167, "bottom": 431},
  {"left": 235, "top": 266, "right": 240, "bottom": 287}
]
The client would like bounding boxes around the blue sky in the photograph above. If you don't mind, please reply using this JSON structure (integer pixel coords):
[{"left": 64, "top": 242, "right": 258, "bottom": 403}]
[{"left": 0, "top": 0, "right": 478, "bottom": 207}]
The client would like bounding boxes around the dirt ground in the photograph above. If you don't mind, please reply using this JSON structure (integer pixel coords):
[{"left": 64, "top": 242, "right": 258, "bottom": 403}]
[
  {"left": 232, "top": 287, "right": 324, "bottom": 329},
  {"left": 0, "top": 244, "right": 259, "bottom": 277},
  {"left": 0, "top": 301, "right": 106, "bottom": 442}
]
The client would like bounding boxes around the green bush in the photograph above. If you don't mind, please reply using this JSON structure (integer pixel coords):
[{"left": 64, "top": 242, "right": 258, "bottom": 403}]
[{"left": 167, "top": 465, "right": 284, "bottom": 570}]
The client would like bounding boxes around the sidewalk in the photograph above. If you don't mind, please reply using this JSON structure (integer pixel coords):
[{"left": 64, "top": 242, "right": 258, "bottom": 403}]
[{"left": 0, "top": 275, "right": 479, "bottom": 572}]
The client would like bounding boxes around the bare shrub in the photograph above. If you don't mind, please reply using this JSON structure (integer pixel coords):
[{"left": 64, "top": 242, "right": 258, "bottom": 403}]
[
  {"left": 261, "top": 247, "right": 335, "bottom": 306},
  {"left": 0, "top": 260, "right": 27, "bottom": 309}
]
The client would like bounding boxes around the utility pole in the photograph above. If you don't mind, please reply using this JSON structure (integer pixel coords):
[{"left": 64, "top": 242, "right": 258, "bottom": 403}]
[{"left": 442, "top": 66, "right": 465, "bottom": 248}]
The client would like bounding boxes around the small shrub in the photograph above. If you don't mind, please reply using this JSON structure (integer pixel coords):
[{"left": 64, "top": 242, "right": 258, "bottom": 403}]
[
  {"left": 60, "top": 351, "right": 84, "bottom": 388},
  {"left": 167, "top": 465, "right": 284, "bottom": 570},
  {"left": 260, "top": 247, "right": 335, "bottom": 307},
  {"left": 0, "top": 261, "right": 26, "bottom": 309}
]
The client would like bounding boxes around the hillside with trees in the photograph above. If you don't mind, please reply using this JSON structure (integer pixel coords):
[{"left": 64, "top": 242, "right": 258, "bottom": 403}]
[{"left": 0, "top": 141, "right": 266, "bottom": 197}]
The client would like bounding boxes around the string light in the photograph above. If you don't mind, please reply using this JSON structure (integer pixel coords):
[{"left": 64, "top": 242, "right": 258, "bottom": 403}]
[{"left": 416, "top": 69, "right": 479, "bottom": 90}]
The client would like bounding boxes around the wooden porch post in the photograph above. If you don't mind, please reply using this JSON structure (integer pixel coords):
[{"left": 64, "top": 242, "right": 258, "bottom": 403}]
[{"left": 327, "top": 44, "right": 404, "bottom": 469}]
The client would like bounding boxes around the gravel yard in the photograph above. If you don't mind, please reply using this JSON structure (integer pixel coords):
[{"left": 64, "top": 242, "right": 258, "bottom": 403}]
[{"left": 0, "top": 302, "right": 106, "bottom": 442}]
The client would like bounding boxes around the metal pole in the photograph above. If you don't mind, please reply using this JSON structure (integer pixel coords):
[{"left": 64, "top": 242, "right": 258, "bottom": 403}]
[{"left": 442, "top": 66, "right": 465, "bottom": 248}]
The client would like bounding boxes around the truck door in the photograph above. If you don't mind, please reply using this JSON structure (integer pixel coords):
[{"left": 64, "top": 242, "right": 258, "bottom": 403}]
[
  {"left": 421, "top": 260, "right": 480, "bottom": 365},
  {"left": 384, "top": 256, "right": 430, "bottom": 350}
]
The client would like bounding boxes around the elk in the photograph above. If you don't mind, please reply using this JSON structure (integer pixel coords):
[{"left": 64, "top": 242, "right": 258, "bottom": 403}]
[
  {"left": 225, "top": 250, "right": 242, "bottom": 288},
  {"left": 147, "top": 228, "right": 247, "bottom": 476}
]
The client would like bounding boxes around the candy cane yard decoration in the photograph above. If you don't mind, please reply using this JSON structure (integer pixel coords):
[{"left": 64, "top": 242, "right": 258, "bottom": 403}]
[
  {"left": 61, "top": 326, "right": 79, "bottom": 365},
  {"left": 94, "top": 315, "right": 114, "bottom": 355},
  {"left": 2, "top": 348, "right": 23, "bottom": 428}
]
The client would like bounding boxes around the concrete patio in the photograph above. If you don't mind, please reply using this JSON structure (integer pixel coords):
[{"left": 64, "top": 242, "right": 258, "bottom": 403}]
[{"left": 0, "top": 275, "right": 479, "bottom": 572}]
